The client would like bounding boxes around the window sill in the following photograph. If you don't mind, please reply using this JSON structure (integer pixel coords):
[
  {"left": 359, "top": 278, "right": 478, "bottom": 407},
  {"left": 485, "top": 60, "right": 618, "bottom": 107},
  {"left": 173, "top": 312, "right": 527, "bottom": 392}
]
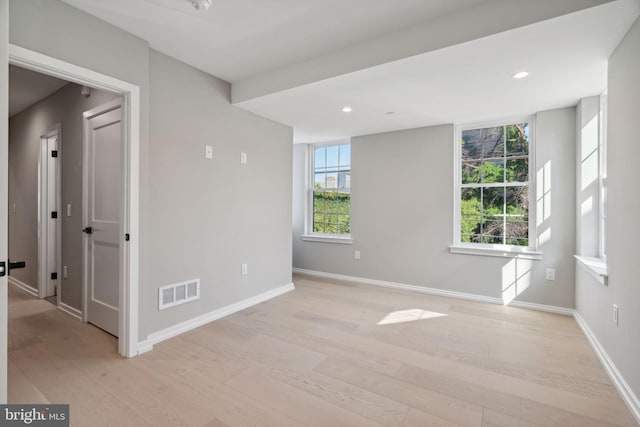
[
  {"left": 574, "top": 255, "right": 608, "bottom": 286},
  {"left": 449, "top": 244, "right": 542, "bottom": 260},
  {"left": 301, "top": 234, "right": 353, "bottom": 245}
]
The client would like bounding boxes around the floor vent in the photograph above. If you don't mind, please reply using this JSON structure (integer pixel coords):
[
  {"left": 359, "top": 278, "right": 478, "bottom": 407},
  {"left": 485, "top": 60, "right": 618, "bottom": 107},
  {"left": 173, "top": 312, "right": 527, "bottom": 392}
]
[{"left": 159, "top": 279, "right": 200, "bottom": 310}]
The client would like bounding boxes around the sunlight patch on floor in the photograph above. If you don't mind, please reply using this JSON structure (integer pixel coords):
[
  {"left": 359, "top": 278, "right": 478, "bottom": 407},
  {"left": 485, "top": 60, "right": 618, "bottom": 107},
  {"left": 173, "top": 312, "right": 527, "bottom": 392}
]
[{"left": 376, "top": 309, "right": 447, "bottom": 325}]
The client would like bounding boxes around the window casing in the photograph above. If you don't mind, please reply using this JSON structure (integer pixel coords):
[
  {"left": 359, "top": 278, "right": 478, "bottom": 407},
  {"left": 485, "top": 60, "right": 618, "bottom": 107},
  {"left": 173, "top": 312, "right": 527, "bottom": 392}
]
[
  {"left": 453, "top": 118, "right": 535, "bottom": 253},
  {"left": 306, "top": 142, "right": 351, "bottom": 238}
]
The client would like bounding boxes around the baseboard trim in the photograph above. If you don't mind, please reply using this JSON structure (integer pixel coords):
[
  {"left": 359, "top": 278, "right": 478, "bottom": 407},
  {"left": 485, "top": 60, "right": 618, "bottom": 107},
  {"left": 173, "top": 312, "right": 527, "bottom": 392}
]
[
  {"left": 293, "top": 268, "right": 503, "bottom": 305},
  {"left": 507, "top": 300, "right": 574, "bottom": 316},
  {"left": 574, "top": 312, "right": 640, "bottom": 425},
  {"left": 137, "top": 282, "right": 295, "bottom": 355},
  {"left": 7, "top": 277, "right": 38, "bottom": 297},
  {"left": 58, "top": 302, "right": 82, "bottom": 321}
]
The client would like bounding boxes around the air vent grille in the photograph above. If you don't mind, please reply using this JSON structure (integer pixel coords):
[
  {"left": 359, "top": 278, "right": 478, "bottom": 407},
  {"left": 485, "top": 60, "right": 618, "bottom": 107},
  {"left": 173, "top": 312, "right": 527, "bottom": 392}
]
[{"left": 159, "top": 279, "right": 200, "bottom": 310}]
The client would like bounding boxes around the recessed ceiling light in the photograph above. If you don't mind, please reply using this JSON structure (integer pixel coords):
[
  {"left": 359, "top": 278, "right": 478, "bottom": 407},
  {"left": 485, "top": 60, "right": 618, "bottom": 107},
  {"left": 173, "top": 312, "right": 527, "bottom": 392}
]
[
  {"left": 512, "top": 71, "right": 529, "bottom": 79},
  {"left": 341, "top": 106, "right": 353, "bottom": 113}
]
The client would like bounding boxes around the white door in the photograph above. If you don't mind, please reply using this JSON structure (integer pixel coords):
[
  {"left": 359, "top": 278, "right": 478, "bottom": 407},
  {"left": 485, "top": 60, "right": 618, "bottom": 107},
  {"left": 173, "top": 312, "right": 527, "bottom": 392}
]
[
  {"left": 39, "top": 127, "right": 61, "bottom": 299},
  {"left": 1, "top": 0, "right": 9, "bottom": 404},
  {"left": 84, "top": 100, "right": 122, "bottom": 337}
]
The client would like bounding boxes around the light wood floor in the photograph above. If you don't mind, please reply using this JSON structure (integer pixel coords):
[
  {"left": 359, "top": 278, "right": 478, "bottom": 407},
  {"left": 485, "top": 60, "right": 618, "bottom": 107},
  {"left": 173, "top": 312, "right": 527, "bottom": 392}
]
[{"left": 8, "top": 274, "right": 639, "bottom": 427}]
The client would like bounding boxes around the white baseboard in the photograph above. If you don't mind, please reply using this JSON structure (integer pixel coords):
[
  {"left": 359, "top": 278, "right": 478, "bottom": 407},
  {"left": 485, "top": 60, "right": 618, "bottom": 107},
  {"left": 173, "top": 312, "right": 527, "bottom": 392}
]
[
  {"left": 507, "top": 300, "right": 574, "bottom": 316},
  {"left": 58, "top": 302, "right": 82, "bottom": 321},
  {"left": 137, "top": 282, "right": 295, "bottom": 355},
  {"left": 8, "top": 277, "right": 38, "bottom": 297},
  {"left": 293, "top": 268, "right": 573, "bottom": 316},
  {"left": 574, "top": 312, "right": 640, "bottom": 425},
  {"left": 293, "top": 268, "right": 502, "bottom": 305}
]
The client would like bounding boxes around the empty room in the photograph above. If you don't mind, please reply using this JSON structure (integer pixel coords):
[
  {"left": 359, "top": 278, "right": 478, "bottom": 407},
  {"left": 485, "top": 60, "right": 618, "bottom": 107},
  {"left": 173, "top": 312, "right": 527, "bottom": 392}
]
[{"left": 0, "top": 0, "right": 639, "bottom": 426}]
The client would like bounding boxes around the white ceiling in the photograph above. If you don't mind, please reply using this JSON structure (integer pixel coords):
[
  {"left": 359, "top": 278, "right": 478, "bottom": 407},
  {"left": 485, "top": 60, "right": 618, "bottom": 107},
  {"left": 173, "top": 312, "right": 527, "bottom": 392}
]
[
  {"left": 9, "top": 66, "right": 69, "bottom": 117},
  {"left": 58, "top": 0, "right": 639, "bottom": 143},
  {"left": 239, "top": 0, "right": 640, "bottom": 142}
]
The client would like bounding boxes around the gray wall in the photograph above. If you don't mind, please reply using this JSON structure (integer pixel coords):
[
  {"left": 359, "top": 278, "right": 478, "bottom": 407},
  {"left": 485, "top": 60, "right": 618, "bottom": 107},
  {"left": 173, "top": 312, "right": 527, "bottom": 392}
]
[
  {"left": 293, "top": 108, "right": 577, "bottom": 308},
  {"left": 576, "top": 15, "right": 640, "bottom": 402},
  {"left": 8, "top": 83, "right": 119, "bottom": 309},
  {"left": 146, "top": 50, "right": 293, "bottom": 333},
  {"left": 10, "top": 0, "right": 293, "bottom": 340}
]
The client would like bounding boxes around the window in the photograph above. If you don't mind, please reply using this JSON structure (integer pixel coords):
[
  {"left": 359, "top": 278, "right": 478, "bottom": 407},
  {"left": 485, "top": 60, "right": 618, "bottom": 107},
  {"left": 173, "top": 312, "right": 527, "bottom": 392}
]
[
  {"left": 307, "top": 142, "right": 351, "bottom": 238},
  {"left": 454, "top": 119, "right": 534, "bottom": 251}
]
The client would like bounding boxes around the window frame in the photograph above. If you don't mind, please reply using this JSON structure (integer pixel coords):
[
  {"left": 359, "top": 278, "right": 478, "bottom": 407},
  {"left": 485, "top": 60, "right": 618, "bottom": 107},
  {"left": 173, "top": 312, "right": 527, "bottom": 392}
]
[
  {"left": 451, "top": 116, "right": 541, "bottom": 259},
  {"left": 302, "top": 140, "right": 353, "bottom": 244}
]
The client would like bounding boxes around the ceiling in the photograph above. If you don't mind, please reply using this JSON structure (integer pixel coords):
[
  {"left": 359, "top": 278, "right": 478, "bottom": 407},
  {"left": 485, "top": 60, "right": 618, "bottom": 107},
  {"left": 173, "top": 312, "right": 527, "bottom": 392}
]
[
  {"left": 59, "top": 0, "right": 640, "bottom": 143},
  {"left": 9, "top": 66, "right": 69, "bottom": 117}
]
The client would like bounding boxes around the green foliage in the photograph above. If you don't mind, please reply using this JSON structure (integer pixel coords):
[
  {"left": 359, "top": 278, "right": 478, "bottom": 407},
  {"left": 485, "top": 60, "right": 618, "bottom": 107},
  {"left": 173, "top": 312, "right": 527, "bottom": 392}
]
[
  {"left": 460, "top": 123, "right": 530, "bottom": 246},
  {"left": 313, "top": 191, "right": 350, "bottom": 234}
]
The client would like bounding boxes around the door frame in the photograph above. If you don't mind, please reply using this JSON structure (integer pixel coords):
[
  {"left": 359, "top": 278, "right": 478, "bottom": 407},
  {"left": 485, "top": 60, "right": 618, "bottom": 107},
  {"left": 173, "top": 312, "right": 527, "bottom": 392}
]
[
  {"left": 38, "top": 124, "right": 62, "bottom": 302},
  {"left": 8, "top": 44, "right": 140, "bottom": 358},
  {"left": 82, "top": 98, "right": 123, "bottom": 334}
]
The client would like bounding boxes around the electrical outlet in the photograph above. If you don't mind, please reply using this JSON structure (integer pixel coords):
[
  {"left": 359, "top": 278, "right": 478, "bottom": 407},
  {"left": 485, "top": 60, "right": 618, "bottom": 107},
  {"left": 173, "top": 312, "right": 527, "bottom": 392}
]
[
  {"left": 545, "top": 268, "right": 556, "bottom": 281},
  {"left": 63, "top": 266, "right": 68, "bottom": 279},
  {"left": 613, "top": 304, "right": 618, "bottom": 326},
  {"left": 241, "top": 263, "right": 248, "bottom": 276},
  {"left": 67, "top": 204, "right": 72, "bottom": 217},
  {"left": 205, "top": 145, "right": 213, "bottom": 159},
  {"left": 12, "top": 203, "right": 16, "bottom": 214},
  {"left": 241, "top": 152, "right": 247, "bottom": 164},
  {"left": 354, "top": 250, "right": 361, "bottom": 260}
]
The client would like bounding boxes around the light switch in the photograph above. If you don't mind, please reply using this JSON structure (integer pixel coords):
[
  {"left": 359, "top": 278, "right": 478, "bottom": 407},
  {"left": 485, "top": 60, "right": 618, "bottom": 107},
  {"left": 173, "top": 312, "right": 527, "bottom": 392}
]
[
  {"left": 67, "top": 204, "right": 72, "bottom": 217},
  {"left": 241, "top": 152, "right": 247, "bottom": 164},
  {"left": 205, "top": 145, "right": 213, "bottom": 159}
]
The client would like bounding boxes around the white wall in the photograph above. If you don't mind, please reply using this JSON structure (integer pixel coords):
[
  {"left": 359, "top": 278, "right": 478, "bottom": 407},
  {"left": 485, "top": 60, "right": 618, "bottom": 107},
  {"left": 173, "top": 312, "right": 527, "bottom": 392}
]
[
  {"left": 293, "top": 108, "right": 577, "bottom": 308},
  {"left": 576, "top": 15, "right": 640, "bottom": 409},
  {"left": 8, "top": 83, "right": 120, "bottom": 309},
  {"left": 9, "top": 0, "right": 293, "bottom": 342}
]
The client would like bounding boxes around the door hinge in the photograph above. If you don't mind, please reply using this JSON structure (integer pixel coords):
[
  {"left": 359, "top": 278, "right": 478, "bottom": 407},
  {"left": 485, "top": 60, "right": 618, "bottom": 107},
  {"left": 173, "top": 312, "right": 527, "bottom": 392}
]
[
  {"left": 51, "top": 211, "right": 58, "bottom": 219},
  {"left": 125, "top": 233, "right": 130, "bottom": 242},
  {"left": 51, "top": 150, "right": 58, "bottom": 158},
  {"left": 51, "top": 272, "right": 58, "bottom": 280}
]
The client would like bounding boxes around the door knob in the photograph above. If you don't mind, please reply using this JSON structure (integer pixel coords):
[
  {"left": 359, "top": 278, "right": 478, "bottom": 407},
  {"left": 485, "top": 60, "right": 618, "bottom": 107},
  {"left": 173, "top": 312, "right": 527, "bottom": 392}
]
[{"left": 83, "top": 227, "right": 93, "bottom": 234}]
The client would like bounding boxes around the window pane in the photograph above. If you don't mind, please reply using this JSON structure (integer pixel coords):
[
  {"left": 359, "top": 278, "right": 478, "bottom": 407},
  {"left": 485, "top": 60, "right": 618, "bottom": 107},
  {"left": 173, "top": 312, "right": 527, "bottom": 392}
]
[
  {"left": 314, "top": 173, "right": 326, "bottom": 188},
  {"left": 337, "top": 193, "right": 350, "bottom": 214},
  {"left": 326, "top": 145, "right": 339, "bottom": 170},
  {"left": 313, "top": 191, "right": 326, "bottom": 213},
  {"left": 338, "top": 172, "right": 350, "bottom": 189},
  {"left": 481, "top": 161, "right": 504, "bottom": 184},
  {"left": 461, "top": 160, "right": 482, "bottom": 184},
  {"left": 326, "top": 173, "right": 338, "bottom": 189},
  {"left": 314, "top": 146, "right": 326, "bottom": 171},
  {"left": 339, "top": 144, "right": 351, "bottom": 168},
  {"left": 505, "top": 186, "right": 528, "bottom": 216},
  {"left": 482, "top": 220, "right": 504, "bottom": 243},
  {"left": 337, "top": 215, "right": 350, "bottom": 234},
  {"left": 506, "top": 158, "right": 528, "bottom": 182},
  {"left": 506, "top": 123, "right": 529, "bottom": 157},
  {"left": 483, "top": 187, "right": 504, "bottom": 215},
  {"left": 461, "top": 132, "right": 483, "bottom": 161}
]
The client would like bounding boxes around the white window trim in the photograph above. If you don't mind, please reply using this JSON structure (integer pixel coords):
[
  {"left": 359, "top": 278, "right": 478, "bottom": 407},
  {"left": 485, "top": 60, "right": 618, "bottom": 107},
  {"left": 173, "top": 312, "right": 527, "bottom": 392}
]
[
  {"left": 303, "top": 140, "right": 353, "bottom": 243},
  {"left": 451, "top": 116, "right": 538, "bottom": 259},
  {"left": 575, "top": 255, "right": 608, "bottom": 286}
]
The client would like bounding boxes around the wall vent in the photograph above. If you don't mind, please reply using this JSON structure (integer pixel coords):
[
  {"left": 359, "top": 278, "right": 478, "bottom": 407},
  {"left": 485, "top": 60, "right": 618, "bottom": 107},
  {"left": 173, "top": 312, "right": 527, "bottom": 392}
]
[{"left": 159, "top": 279, "right": 200, "bottom": 310}]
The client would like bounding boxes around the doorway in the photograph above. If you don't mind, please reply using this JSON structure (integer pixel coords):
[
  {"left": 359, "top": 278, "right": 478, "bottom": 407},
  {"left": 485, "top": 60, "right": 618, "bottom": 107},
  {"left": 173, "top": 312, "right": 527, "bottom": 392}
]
[
  {"left": 38, "top": 124, "right": 62, "bottom": 305},
  {"left": 6, "top": 45, "right": 140, "bottom": 358}
]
